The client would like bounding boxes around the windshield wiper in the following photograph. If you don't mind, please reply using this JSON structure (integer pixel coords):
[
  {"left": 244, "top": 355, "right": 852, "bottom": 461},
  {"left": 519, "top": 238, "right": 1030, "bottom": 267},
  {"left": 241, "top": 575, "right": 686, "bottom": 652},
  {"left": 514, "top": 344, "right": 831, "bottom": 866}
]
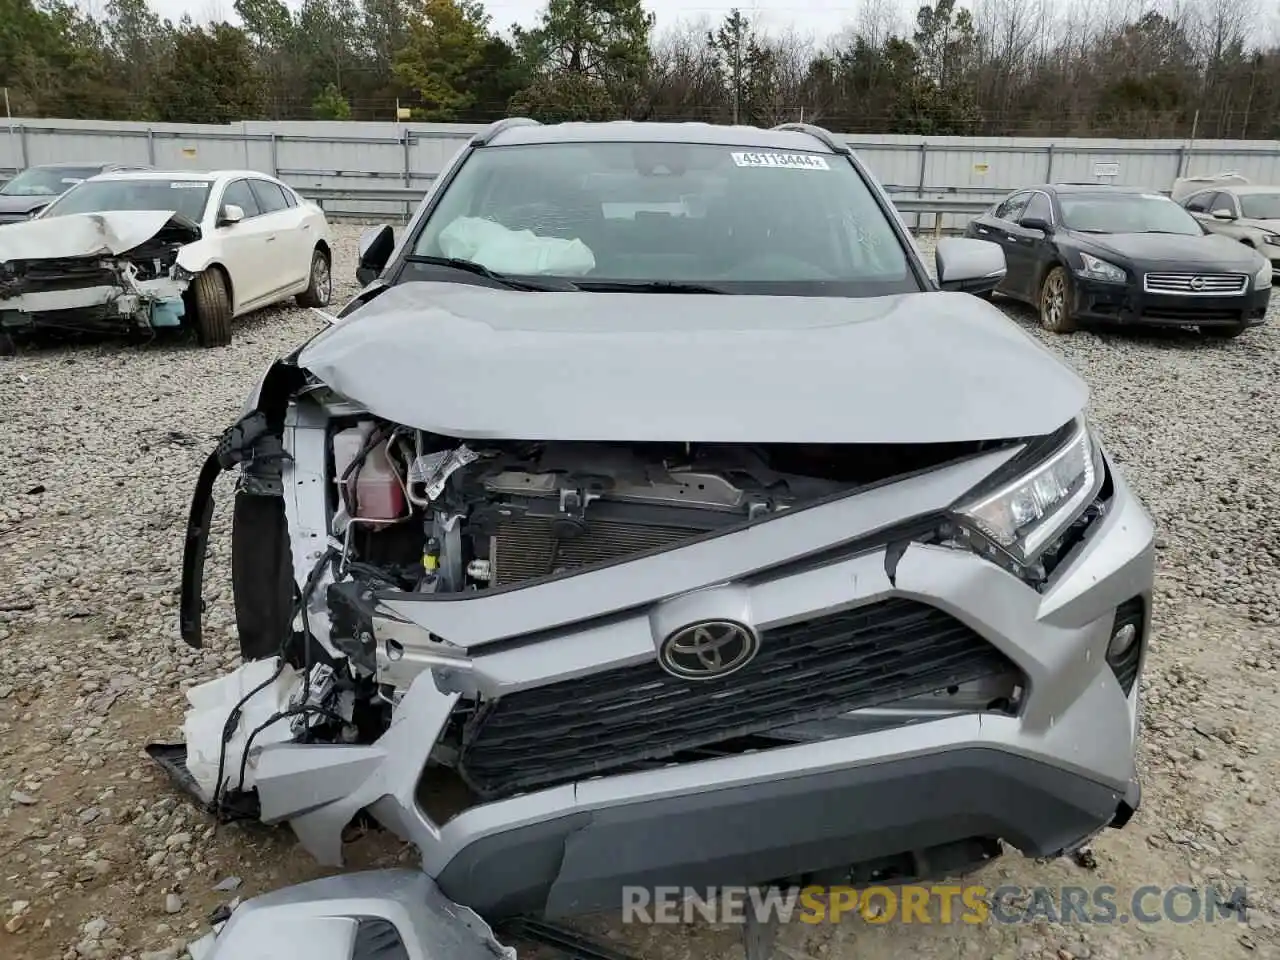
[
  {"left": 405, "top": 255, "right": 577, "bottom": 291},
  {"left": 573, "top": 279, "right": 729, "bottom": 294}
]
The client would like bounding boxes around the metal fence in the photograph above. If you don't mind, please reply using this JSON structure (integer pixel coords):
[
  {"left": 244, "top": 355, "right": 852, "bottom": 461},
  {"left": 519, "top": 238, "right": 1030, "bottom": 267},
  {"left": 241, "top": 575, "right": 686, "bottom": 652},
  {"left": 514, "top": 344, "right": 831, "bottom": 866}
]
[{"left": 5, "top": 116, "right": 1280, "bottom": 228}]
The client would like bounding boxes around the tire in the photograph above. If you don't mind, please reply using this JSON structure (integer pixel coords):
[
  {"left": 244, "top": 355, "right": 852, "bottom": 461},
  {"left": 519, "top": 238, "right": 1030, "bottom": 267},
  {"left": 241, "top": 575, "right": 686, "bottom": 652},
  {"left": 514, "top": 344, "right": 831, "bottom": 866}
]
[
  {"left": 1202, "top": 324, "right": 1248, "bottom": 339},
  {"left": 296, "top": 247, "right": 333, "bottom": 308},
  {"left": 192, "top": 268, "right": 232, "bottom": 347},
  {"left": 1038, "top": 265, "right": 1077, "bottom": 333},
  {"left": 231, "top": 491, "right": 294, "bottom": 661}
]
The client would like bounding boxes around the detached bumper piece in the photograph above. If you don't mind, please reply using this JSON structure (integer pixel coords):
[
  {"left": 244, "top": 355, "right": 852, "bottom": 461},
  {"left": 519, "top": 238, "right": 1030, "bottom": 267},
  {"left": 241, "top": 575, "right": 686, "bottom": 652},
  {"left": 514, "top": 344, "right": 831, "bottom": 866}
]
[
  {"left": 189, "top": 869, "right": 517, "bottom": 960},
  {"left": 457, "top": 599, "right": 1019, "bottom": 800}
]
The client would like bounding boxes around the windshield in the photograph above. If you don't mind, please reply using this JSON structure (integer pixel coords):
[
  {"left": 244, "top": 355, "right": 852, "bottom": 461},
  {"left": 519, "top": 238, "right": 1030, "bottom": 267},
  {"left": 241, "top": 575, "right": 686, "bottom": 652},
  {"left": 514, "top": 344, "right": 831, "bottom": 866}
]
[
  {"left": 410, "top": 141, "right": 918, "bottom": 296},
  {"left": 41, "top": 178, "right": 212, "bottom": 222},
  {"left": 1240, "top": 193, "right": 1280, "bottom": 220},
  {"left": 1059, "top": 194, "right": 1202, "bottom": 235},
  {"left": 1, "top": 166, "right": 101, "bottom": 197}
]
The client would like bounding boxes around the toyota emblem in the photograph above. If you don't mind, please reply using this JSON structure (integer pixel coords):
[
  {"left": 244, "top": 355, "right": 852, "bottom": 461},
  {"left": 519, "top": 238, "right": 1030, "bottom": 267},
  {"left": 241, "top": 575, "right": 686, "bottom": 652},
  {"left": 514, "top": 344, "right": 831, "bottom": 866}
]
[
  {"left": 658, "top": 620, "right": 760, "bottom": 680},
  {"left": 1189, "top": 276, "right": 1206, "bottom": 290}
]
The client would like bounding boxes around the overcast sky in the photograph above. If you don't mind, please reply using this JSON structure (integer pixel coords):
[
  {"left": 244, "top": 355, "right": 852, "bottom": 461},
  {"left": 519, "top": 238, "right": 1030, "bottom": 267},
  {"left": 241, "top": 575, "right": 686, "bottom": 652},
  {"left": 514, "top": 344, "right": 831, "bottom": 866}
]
[{"left": 139, "top": 0, "right": 888, "bottom": 45}]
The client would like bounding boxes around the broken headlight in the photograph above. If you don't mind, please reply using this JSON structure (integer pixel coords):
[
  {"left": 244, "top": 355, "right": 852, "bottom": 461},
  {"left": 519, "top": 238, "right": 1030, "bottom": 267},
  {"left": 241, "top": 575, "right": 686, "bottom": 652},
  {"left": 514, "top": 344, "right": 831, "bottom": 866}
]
[{"left": 952, "top": 416, "right": 1104, "bottom": 573}]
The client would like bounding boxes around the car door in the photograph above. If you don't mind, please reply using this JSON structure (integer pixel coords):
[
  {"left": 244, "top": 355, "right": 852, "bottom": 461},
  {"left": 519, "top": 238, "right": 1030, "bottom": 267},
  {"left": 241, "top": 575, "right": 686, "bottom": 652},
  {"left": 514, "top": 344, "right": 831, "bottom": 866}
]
[
  {"left": 249, "top": 178, "right": 312, "bottom": 299},
  {"left": 1003, "top": 191, "right": 1056, "bottom": 301},
  {"left": 976, "top": 191, "right": 1031, "bottom": 296},
  {"left": 212, "top": 178, "right": 275, "bottom": 311}
]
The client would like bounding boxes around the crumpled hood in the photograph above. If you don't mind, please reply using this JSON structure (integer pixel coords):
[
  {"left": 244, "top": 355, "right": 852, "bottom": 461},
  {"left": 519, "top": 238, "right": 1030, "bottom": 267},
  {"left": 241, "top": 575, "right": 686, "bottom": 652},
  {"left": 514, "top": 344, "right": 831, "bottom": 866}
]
[
  {"left": 298, "top": 282, "right": 1088, "bottom": 444},
  {"left": 0, "top": 209, "right": 184, "bottom": 263},
  {"left": 1081, "top": 231, "right": 1262, "bottom": 269}
]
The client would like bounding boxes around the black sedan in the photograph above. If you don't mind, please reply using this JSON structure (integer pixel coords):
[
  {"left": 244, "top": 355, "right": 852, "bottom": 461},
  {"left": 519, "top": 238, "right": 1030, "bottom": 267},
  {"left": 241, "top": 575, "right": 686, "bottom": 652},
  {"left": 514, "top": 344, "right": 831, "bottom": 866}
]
[{"left": 965, "top": 183, "right": 1272, "bottom": 338}]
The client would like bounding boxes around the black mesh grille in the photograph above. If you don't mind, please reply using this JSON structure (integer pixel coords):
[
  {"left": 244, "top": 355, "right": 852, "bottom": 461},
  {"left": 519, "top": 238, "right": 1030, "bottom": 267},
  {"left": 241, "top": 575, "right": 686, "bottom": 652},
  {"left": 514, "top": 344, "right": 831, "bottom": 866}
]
[{"left": 456, "top": 598, "right": 1018, "bottom": 800}]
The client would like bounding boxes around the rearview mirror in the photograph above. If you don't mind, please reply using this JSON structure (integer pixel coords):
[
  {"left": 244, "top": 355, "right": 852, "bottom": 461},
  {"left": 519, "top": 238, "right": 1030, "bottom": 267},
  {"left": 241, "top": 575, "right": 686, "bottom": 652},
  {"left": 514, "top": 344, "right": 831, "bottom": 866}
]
[
  {"left": 935, "top": 237, "right": 1006, "bottom": 296},
  {"left": 1019, "top": 216, "right": 1053, "bottom": 235},
  {"left": 1212, "top": 208, "right": 1236, "bottom": 221},
  {"left": 357, "top": 224, "right": 395, "bottom": 286},
  {"left": 218, "top": 204, "right": 244, "bottom": 226}
]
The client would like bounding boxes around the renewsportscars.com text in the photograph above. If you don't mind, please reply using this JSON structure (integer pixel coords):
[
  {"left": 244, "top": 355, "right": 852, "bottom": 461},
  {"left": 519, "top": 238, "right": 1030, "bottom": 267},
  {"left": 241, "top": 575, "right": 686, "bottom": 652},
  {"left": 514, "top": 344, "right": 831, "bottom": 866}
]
[{"left": 621, "top": 885, "right": 1250, "bottom": 926}]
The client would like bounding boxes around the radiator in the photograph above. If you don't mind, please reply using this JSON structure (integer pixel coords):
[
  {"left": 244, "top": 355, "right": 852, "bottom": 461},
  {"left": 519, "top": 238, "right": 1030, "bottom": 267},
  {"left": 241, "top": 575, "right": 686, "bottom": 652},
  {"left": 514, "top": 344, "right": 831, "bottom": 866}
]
[{"left": 489, "top": 514, "right": 699, "bottom": 586}]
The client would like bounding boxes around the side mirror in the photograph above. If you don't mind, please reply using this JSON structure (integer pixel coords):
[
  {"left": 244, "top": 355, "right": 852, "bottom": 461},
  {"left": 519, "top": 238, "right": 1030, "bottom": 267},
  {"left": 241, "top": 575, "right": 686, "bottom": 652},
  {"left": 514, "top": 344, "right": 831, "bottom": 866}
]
[
  {"left": 357, "top": 224, "right": 395, "bottom": 286},
  {"left": 218, "top": 204, "right": 245, "bottom": 226},
  {"left": 1212, "top": 208, "right": 1236, "bottom": 221},
  {"left": 935, "top": 237, "right": 1006, "bottom": 296},
  {"left": 1018, "top": 216, "right": 1053, "bottom": 235}
]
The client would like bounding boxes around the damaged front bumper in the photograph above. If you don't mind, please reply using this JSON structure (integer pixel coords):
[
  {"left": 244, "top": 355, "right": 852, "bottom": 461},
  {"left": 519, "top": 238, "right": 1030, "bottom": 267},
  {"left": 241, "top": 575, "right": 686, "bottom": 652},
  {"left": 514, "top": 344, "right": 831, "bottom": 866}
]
[
  {"left": 170, "top": 393, "right": 1155, "bottom": 922},
  {"left": 0, "top": 209, "right": 196, "bottom": 337},
  {"left": 188, "top": 869, "right": 515, "bottom": 960},
  {"left": 0, "top": 263, "right": 189, "bottom": 336}
]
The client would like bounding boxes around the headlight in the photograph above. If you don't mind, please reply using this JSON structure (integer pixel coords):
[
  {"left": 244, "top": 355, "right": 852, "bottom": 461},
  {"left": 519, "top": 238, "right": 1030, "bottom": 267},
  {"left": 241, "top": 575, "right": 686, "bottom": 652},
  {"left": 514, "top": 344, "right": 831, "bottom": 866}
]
[
  {"left": 1078, "top": 253, "right": 1126, "bottom": 283},
  {"left": 1256, "top": 260, "right": 1272, "bottom": 288},
  {"left": 1263, "top": 234, "right": 1280, "bottom": 247},
  {"left": 952, "top": 417, "right": 1104, "bottom": 570}
]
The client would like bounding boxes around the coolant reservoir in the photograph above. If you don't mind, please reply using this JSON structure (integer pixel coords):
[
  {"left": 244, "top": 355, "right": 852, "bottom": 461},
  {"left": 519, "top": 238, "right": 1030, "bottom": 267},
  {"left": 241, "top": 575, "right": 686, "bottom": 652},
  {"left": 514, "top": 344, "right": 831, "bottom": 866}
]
[{"left": 332, "top": 423, "right": 405, "bottom": 520}]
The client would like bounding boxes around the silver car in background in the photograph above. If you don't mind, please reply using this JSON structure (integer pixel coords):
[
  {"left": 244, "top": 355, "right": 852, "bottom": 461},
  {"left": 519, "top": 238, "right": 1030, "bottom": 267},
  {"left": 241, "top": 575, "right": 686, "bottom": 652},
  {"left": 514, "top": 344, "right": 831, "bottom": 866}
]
[{"left": 170, "top": 120, "right": 1153, "bottom": 925}]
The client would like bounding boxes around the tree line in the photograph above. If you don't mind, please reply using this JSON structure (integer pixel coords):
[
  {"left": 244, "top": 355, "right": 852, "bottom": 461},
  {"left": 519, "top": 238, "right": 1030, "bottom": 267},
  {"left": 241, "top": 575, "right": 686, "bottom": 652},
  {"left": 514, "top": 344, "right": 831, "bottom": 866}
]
[{"left": 1, "top": 0, "right": 1278, "bottom": 139}]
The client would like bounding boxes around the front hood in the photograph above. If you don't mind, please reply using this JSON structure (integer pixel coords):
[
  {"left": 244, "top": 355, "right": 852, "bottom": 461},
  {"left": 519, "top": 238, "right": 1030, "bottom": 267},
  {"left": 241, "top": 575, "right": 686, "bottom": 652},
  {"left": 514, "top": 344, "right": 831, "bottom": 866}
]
[
  {"left": 296, "top": 282, "right": 1087, "bottom": 444},
  {"left": 1081, "top": 231, "right": 1261, "bottom": 270},
  {"left": 1240, "top": 218, "right": 1280, "bottom": 233},
  {"left": 0, "top": 194, "right": 52, "bottom": 216},
  {"left": 0, "top": 210, "right": 188, "bottom": 263}
]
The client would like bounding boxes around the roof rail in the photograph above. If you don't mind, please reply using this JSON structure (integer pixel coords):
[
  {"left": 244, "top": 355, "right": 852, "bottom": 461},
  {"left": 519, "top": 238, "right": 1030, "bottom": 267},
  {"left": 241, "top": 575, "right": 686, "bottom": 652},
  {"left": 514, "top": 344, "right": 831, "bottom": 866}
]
[
  {"left": 772, "top": 123, "right": 851, "bottom": 156},
  {"left": 471, "top": 117, "right": 541, "bottom": 146}
]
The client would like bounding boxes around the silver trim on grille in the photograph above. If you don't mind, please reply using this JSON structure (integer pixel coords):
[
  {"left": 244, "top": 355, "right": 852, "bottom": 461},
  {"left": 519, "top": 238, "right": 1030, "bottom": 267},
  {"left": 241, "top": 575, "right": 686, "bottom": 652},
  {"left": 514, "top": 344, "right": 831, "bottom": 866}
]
[{"left": 1142, "top": 272, "right": 1249, "bottom": 295}]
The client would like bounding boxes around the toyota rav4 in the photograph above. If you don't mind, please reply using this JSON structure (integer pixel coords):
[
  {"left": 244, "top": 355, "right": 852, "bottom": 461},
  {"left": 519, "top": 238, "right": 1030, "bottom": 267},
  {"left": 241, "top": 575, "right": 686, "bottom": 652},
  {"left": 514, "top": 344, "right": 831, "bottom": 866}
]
[{"left": 171, "top": 119, "right": 1152, "bottom": 922}]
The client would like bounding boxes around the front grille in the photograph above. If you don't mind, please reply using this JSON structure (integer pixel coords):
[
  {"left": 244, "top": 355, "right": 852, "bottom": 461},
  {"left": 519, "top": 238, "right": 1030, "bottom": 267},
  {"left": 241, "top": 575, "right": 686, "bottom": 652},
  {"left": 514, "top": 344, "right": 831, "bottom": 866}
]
[
  {"left": 1142, "top": 272, "right": 1248, "bottom": 295},
  {"left": 489, "top": 515, "right": 701, "bottom": 586},
  {"left": 455, "top": 598, "right": 1018, "bottom": 800}
]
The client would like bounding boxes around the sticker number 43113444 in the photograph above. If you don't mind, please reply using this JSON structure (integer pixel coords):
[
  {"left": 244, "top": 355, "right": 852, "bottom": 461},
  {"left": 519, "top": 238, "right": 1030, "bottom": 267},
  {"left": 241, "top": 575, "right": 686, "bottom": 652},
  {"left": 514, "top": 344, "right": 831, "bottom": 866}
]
[{"left": 731, "top": 152, "right": 830, "bottom": 170}]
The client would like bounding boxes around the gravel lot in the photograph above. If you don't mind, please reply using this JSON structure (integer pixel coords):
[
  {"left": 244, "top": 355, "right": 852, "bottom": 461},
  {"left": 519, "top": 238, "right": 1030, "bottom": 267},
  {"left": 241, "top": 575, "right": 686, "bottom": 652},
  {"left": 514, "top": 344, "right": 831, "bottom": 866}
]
[{"left": 2, "top": 224, "right": 1280, "bottom": 960}]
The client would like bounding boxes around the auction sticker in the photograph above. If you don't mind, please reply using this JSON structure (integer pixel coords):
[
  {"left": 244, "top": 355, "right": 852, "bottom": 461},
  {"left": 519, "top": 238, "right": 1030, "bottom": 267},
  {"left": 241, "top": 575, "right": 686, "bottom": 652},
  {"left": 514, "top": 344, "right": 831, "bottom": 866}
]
[
  {"left": 170, "top": 181, "right": 206, "bottom": 189},
  {"left": 732, "top": 151, "right": 829, "bottom": 170}
]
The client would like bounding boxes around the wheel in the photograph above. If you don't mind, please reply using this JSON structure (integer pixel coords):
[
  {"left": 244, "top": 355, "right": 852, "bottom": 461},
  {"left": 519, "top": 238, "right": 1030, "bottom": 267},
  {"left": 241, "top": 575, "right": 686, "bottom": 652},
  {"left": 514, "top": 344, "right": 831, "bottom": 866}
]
[
  {"left": 0, "top": 333, "right": 15, "bottom": 357},
  {"left": 296, "top": 247, "right": 332, "bottom": 308},
  {"left": 231, "top": 491, "right": 294, "bottom": 661},
  {"left": 1202, "top": 324, "right": 1248, "bottom": 339},
  {"left": 191, "top": 269, "right": 232, "bottom": 347},
  {"left": 1039, "top": 265, "right": 1077, "bottom": 333}
]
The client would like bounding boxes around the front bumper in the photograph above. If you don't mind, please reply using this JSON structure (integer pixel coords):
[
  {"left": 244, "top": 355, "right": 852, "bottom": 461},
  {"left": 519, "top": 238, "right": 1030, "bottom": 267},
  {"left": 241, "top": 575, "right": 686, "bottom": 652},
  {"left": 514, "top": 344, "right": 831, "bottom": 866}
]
[
  {"left": 1073, "top": 275, "right": 1270, "bottom": 328},
  {"left": 245, "top": 412, "right": 1155, "bottom": 921},
  {"left": 0, "top": 278, "right": 187, "bottom": 337}
]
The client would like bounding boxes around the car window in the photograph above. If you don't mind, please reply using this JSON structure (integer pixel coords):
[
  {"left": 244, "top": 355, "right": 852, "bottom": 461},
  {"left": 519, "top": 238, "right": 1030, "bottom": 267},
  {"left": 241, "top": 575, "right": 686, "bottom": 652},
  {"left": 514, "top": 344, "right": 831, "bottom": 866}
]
[
  {"left": 39, "top": 177, "right": 212, "bottom": 221},
  {"left": 221, "top": 180, "right": 262, "bottom": 218},
  {"left": 1059, "top": 193, "right": 1202, "bottom": 235},
  {"left": 1023, "top": 193, "right": 1052, "bottom": 223},
  {"left": 995, "top": 192, "right": 1031, "bottom": 223},
  {"left": 1240, "top": 192, "right": 1280, "bottom": 219},
  {"left": 250, "top": 179, "right": 289, "bottom": 214},
  {"left": 1, "top": 166, "right": 102, "bottom": 197},
  {"left": 1185, "top": 191, "right": 1214, "bottom": 213},
  {"left": 406, "top": 141, "right": 920, "bottom": 297}
]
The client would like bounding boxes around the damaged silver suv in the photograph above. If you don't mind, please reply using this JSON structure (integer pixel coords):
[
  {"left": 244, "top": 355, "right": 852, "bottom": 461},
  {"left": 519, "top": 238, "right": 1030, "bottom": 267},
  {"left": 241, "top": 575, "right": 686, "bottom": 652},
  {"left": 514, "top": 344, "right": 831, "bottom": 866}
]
[{"left": 172, "top": 120, "right": 1152, "bottom": 922}]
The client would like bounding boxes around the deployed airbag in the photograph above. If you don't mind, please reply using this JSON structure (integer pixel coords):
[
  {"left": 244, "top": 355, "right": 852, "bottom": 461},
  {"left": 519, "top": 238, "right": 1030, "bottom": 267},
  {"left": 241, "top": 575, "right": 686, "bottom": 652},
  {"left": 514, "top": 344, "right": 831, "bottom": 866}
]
[{"left": 438, "top": 216, "right": 596, "bottom": 276}]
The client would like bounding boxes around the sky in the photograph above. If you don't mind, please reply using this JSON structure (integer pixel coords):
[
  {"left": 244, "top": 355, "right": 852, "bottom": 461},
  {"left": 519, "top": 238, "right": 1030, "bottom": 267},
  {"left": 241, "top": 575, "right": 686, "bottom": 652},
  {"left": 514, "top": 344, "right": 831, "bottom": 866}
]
[{"left": 137, "top": 0, "right": 890, "bottom": 46}]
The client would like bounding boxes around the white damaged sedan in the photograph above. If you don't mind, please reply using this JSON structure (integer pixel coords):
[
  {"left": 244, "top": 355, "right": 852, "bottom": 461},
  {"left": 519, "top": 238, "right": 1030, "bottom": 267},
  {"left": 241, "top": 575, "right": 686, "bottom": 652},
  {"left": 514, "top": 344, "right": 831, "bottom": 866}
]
[{"left": 0, "top": 169, "right": 332, "bottom": 350}]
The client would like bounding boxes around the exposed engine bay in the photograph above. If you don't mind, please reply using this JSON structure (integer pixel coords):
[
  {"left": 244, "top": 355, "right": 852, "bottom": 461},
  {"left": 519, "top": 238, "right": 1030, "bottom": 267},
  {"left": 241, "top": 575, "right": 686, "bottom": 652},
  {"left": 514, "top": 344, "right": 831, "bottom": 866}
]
[
  {"left": 0, "top": 214, "right": 197, "bottom": 337},
  {"left": 169, "top": 403, "right": 1047, "bottom": 821}
]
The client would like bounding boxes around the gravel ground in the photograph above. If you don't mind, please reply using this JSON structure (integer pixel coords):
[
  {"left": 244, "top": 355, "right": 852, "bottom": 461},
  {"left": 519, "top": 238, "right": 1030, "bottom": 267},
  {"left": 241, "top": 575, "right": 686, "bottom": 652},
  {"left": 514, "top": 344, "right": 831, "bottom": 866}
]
[{"left": 2, "top": 225, "right": 1280, "bottom": 960}]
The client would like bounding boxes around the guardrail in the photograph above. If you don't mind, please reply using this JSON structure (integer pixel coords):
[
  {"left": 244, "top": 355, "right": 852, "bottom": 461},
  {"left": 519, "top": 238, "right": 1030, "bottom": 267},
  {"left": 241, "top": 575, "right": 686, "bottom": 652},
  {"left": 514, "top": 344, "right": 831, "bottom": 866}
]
[{"left": 293, "top": 184, "right": 992, "bottom": 231}]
